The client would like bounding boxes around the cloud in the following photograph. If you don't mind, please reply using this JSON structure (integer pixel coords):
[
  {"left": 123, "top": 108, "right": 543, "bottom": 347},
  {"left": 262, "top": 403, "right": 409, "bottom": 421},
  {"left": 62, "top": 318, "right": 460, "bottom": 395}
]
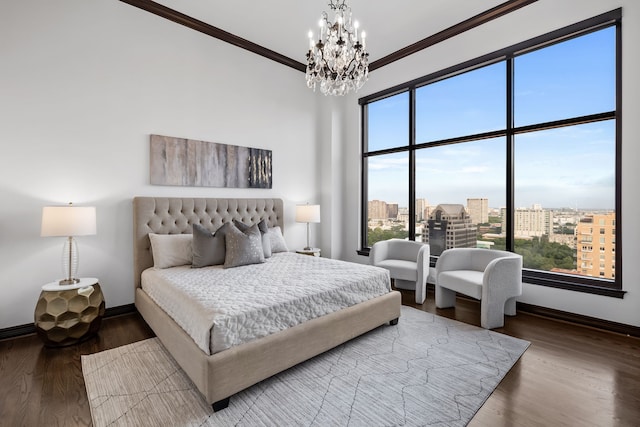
[
  {"left": 461, "top": 165, "right": 490, "bottom": 174},
  {"left": 368, "top": 156, "right": 406, "bottom": 171}
]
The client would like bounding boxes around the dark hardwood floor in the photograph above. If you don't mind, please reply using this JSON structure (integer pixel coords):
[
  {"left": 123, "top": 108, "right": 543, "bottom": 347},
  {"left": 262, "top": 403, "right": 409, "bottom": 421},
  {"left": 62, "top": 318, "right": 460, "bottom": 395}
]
[
  {"left": 0, "top": 312, "right": 155, "bottom": 427},
  {"left": 1, "top": 291, "right": 639, "bottom": 426}
]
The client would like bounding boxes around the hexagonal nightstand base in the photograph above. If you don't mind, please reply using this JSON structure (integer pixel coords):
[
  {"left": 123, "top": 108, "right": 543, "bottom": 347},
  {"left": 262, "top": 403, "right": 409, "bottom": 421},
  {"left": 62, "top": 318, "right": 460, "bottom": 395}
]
[{"left": 34, "top": 282, "right": 105, "bottom": 347}]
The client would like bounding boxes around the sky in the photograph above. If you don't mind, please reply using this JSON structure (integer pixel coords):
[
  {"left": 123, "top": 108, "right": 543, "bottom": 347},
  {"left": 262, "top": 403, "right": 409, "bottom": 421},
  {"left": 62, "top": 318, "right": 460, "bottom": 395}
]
[{"left": 366, "top": 26, "right": 616, "bottom": 211}]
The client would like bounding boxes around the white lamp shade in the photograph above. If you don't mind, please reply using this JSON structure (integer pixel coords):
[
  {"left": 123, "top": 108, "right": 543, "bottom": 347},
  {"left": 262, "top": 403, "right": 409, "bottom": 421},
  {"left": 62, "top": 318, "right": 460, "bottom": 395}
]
[
  {"left": 295, "top": 204, "right": 321, "bottom": 223},
  {"left": 41, "top": 206, "right": 97, "bottom": 237}
]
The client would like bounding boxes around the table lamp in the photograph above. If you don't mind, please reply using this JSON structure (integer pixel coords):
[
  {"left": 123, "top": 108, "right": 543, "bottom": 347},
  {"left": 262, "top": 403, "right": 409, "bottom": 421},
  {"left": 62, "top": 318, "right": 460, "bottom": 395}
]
[
  {"left": 41, "top": 203, "right": 97, "bottom": 285},
  {"left": 295, "top": 204, "right": 320, "bottom": 250}
]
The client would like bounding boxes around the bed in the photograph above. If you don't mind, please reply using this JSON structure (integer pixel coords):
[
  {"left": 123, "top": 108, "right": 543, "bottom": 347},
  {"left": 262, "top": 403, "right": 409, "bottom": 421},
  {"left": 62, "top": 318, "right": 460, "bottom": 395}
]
[{"left": 133, "top": 197, "right": 401, "bottom": 411}]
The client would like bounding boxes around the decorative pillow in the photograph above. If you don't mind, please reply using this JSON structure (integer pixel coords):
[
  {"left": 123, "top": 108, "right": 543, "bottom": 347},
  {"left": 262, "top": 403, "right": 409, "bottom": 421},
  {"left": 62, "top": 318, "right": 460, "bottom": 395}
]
[
  {"left": 233, "top": 219, "right": 272, "bottom": 258},
  {"left": 191, "top": 223, "right": 230, "bottom": 268},
  {"left": 148, "top": 233, "right": 192, "bottom": 269},
  {"left": 267, "top": 226, "right": 289, "bottom": 253},
  {"left": 224, "top": 223, "right": 266, "bottom": 268}
]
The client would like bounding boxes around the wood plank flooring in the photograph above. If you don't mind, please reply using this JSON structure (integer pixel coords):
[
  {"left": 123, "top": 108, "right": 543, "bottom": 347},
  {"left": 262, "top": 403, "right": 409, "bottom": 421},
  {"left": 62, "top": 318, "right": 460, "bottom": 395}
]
[{"left": 1, "top": 292, "right": 638, "bottom": 426}]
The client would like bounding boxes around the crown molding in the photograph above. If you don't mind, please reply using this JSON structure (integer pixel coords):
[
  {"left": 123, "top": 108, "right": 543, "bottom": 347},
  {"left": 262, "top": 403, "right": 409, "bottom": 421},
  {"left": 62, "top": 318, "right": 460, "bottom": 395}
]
[
  {"left": 369, "top": 0, "right": 538, "bottom": 71},
  {"left": 118, "top": 0, "right": 306, "bottom": 72},
  {"left": 119, "top": 0, "right": 537, "bottom": 75}
]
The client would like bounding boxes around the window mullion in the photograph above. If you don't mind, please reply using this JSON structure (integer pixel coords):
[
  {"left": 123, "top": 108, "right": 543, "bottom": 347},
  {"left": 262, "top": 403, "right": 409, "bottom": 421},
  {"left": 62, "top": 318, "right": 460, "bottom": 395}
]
[
  {"left": 409, "top": 89, "right": 416, "bottom": 241},
  {"left": 361, "top": 104, "right": 369, "bottom": 249},
  {"left": 506, "top": 55, "right": 515, "bottom": 252}
]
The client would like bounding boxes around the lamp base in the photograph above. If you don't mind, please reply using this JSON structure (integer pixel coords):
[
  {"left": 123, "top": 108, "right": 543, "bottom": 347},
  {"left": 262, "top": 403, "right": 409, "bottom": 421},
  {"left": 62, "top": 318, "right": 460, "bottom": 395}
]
[
  {"left": 303, "top": 246, "right": 312, "bottom": 251},
  {"left": 59, "top": 278, "right": 80, "bottom": 285}
]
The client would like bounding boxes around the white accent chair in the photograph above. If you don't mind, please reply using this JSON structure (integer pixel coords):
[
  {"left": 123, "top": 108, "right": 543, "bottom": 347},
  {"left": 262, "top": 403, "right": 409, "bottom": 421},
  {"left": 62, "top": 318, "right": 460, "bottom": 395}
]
[
  {"left": 370, "top": 239, "right": 430, "bottom": 304},
  {"left": 435, "top": 248, "right": 523, "bottom": 329}
]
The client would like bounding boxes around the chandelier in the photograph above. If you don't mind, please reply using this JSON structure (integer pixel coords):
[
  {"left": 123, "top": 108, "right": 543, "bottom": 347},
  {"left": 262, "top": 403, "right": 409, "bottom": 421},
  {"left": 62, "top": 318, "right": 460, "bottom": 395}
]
[{"left": 306, "top": 0, "right": 369, "bottom": 96}]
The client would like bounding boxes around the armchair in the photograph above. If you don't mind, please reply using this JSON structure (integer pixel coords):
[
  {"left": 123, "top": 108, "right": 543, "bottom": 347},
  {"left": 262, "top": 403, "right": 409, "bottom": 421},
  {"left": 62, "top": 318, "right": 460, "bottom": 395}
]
[
  {"left": 370, "top": 239, "right": 430, "bottom": 304},
  {"left": 435, "top": 248, "right": 522, "bottom": 329}
]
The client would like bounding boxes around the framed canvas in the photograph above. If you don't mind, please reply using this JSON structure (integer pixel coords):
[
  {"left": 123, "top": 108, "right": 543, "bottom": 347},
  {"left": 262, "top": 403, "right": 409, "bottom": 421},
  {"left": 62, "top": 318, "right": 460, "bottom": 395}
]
[{"left": 150, "top": 135, "right": 272, "bottom": 188}]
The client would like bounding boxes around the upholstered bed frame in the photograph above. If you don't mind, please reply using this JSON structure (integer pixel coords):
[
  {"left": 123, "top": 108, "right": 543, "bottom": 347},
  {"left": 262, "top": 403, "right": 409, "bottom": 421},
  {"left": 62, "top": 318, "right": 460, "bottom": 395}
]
[{"left": 133, "top": 197, "right": 401, "bottom": 411}]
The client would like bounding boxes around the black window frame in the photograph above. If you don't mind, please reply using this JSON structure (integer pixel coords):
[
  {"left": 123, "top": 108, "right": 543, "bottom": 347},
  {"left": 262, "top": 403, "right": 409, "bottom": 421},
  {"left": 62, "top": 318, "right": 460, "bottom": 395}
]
[{"left": 358, "top": 9, "right": 623, "bottom": 298}]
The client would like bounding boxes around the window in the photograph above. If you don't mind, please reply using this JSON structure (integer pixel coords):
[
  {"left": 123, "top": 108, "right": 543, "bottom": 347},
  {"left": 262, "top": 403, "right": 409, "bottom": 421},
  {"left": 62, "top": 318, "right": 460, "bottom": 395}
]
[
  {"left": 415, "top": 137, "right": 506, "bottom": 253},
  {"left": 367, "top": 92, "right": 409, "bottom": 152},
  {"left": 360, "top": 10, "right": 622, "bottom": 297},
  {"left": 366, "top": 152, "right": 409, "bottom": 245}
]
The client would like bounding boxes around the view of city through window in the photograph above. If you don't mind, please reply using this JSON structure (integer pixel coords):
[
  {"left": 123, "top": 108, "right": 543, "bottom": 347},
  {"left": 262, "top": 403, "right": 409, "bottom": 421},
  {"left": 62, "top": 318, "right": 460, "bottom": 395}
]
[
  {"left": 367, "top": 198, "right": 615, "bottom": 280},
  {"left": 363, "top": 23, "right": 618, "bottom": 284}
]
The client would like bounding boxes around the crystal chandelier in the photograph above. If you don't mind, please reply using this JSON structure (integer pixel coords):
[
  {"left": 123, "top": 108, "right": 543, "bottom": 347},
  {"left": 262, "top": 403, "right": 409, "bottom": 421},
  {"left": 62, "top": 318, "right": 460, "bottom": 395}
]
[{"left": 306, "top": 0, "right": 369, "bottom": 96}]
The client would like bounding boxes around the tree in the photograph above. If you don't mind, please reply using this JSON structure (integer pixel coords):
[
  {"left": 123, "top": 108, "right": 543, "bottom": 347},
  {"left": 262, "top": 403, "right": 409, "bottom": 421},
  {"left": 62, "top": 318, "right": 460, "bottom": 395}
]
[
  {"left": 515, "top": 236, "right": 574, "bottom": 270},
  {"left": 474, "top": 235, "right": 574, "bottom": 270},
  {"left": 367, "top": 226, "right": 408, "bottom": 246}
]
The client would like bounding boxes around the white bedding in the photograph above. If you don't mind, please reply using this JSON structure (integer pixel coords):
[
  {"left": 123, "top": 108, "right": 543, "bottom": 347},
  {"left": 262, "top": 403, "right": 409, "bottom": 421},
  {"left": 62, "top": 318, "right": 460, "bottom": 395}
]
[{"left": 141, "top": 252, "right": 391, "bottom": 355}]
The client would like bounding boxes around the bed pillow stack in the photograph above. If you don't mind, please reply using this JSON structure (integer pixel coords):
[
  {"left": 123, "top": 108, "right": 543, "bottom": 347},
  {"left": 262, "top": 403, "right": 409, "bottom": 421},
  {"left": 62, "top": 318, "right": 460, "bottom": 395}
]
[{"left": 147, "top": 219, "right": 291, "bottom": 270}]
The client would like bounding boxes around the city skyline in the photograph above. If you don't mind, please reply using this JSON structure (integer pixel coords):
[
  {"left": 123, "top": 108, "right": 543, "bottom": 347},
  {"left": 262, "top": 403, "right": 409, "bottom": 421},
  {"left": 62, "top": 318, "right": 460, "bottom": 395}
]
[
  {"left": 368, "top": 197, "right": 615, "bottom": 217},
  {"left": 367, "top": 195, "right": 615, "bottom": 214}
]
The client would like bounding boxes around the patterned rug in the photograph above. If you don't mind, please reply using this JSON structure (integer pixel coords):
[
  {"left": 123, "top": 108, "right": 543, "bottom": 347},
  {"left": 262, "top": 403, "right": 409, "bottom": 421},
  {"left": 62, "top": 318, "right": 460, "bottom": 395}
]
[{"left": 82, "top": 306, "right": 529, "bottom": 426}]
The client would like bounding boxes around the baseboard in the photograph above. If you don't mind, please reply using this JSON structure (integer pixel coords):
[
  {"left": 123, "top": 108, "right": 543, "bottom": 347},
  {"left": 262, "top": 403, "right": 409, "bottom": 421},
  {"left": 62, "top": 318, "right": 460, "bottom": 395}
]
[
  {"left": 0, "top": 323, "right": 37, "bottom": 341},
  {"left": 0, "top": 303, "right": 137, "bottom": 341},
  {"left": 516, "top": 302, "right": 640, "bottom": 338},
  {"left": 103, "top": 303, "right": 137, "bottom": 318}
]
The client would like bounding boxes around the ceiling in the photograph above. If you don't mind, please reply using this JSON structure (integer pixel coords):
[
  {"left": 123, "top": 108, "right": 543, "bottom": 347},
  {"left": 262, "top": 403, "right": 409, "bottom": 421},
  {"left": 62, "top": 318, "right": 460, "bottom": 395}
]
[{"left": 152, "top": 0, "right": 508, "bottom": 65}]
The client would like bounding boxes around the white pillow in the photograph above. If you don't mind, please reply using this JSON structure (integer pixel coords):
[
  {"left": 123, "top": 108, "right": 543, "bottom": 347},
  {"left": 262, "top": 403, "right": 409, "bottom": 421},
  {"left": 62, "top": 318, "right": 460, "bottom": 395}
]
[
  {"left": 148, "top": 233, "right": 193, "bottom": 268},
  {"left": 267, "top": 226, "right": 289, "bottom": 253}
]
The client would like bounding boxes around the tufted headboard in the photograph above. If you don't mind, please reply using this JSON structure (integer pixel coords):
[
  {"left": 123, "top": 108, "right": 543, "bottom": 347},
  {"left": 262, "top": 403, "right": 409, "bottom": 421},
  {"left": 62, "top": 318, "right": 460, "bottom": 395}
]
[{"left": 132, "top": 197, "right": 284, "bottom": 287}]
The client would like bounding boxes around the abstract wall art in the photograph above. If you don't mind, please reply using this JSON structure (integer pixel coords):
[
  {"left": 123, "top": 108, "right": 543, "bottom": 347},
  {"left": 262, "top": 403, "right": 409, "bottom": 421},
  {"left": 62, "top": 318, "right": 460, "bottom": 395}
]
[{"left": 150, "top": 134, "right": 272, "bottom": 188}]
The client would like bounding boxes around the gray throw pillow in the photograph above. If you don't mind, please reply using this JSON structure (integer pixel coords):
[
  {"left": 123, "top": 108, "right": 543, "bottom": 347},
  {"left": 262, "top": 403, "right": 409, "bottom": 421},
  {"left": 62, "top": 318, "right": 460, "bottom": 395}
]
[
  {"left": 224, "top": 223, "right": 266, "bottom": 268},
  {"left": 233, "top": 219, "right": 272, "bottom": 258},
  {"left": 192, "top": 223, "right": 230, "bottom": 268},
  {"left": 268, "top": 226, "right": 289, "bottom": 253}
]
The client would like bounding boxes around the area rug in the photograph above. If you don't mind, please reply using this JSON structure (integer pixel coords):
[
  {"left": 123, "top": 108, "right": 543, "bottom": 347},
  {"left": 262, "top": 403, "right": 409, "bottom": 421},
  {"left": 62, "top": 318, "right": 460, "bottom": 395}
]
[{"left": 82, "top": 306, "right": 529, "bottom": 426}]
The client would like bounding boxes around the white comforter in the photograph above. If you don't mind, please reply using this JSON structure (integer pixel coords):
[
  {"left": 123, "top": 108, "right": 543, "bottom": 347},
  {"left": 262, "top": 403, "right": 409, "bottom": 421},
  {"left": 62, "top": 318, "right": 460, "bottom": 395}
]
[{"left": 141, "top": 252, "right": 391, "bottom": 355}]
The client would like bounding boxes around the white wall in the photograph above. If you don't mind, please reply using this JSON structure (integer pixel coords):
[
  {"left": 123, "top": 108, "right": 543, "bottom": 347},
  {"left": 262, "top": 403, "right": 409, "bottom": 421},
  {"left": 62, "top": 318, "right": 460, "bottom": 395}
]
[
  {"left": 339, "top": 0, "right": 640, "bottom": 327},
  {"left": 0, "top": 0, "right": 319, "bottom": 329}
]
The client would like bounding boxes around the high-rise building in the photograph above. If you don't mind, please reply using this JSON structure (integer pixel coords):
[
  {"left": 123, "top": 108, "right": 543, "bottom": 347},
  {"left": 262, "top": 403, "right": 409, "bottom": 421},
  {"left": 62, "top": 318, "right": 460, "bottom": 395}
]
[
  {"left": 368, "top": 200, "right": 388, "bottom": 220},
  {"left": 397, "top": 207, "right": 409, "bottom": 223},
  {"left": 423, "top": 205, "right": 431, "bottom": 222},
  {"left": 467, "top": 198, "right": 489, "bottom": 225},
  {"left": 387, "top": 203, "right": 399, "bottom": 219},
  {"left": 415, "top": 198, "right": 428, "bottom": 221},
  {"left": 425, "top": 204, "right": 477, "bottom": 256},
  {"left": 503, "top": 205, "right": 553, "bottom": 238},
  {"left": 576, "top": 212, "right": 616, "bottom": 279}
]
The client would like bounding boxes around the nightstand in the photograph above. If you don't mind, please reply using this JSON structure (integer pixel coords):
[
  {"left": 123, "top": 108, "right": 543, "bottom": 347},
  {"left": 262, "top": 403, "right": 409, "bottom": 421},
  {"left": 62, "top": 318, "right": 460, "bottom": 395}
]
[
  {"left": 296, "top": 248, "right": 321, "bottom": 257},
  {"left": 34, "top": 278, "right": 105, "bottom": 347}
]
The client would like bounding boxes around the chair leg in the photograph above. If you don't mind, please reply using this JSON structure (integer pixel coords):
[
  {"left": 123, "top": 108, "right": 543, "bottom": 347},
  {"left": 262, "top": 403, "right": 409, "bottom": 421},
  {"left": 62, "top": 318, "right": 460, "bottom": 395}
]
[
  {"left": 415, "top": 279, "right": 426, "bottom": 304},
  {"left": 480, "top": 299, "right": 505, "bottom": 329},
  {"left": 435, "top": 285, "right": 456, "bottom": 309},
  {"left": 505, "top": 297, "right": 517, "bottom": 316}
]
